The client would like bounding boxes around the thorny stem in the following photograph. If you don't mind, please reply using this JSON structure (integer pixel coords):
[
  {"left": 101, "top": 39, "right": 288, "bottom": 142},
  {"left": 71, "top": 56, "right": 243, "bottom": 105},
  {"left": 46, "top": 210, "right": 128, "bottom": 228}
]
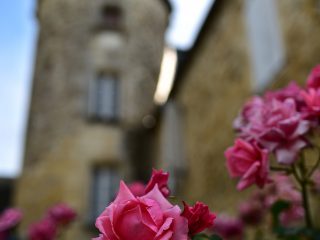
[
  {"left": 307, "top": 147, "right": 320, "bottom": 178},
  {"left": 270, "top": 166, "right": 292, "bottom": 173},
  {"left": 300, "top": 178, "right": 313, "bottom": 229},
  {"left": 291, "top": 164, "right": 302, "bottom": 183},
  {"left": 296, "top": 154, "right": 313, "bottom": 229}
]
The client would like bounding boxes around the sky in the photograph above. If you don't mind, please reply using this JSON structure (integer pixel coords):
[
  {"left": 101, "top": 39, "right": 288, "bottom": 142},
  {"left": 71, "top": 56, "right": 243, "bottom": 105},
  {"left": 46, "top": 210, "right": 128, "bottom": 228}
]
[
  {"left": 0, "top": 0, "right": 37, "bottom": 177},
  {"left": 166, "top": 0, "right": 215, "bottom": 50},
  {"left": 0, "top": 0, "right": 214, "bottom": 178}
]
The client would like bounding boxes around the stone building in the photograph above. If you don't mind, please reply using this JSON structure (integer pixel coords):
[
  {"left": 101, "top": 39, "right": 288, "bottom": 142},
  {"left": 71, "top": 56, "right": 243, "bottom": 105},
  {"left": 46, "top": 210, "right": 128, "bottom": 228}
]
[
  {"left": 15, "top": 0, "right": 320, "bottom": 238},
  {"left": 15, "top": 0, "right": 170, "bottom": 239},
  {"left": 156, "top": 0, "right": 320, "bottom": 220}
]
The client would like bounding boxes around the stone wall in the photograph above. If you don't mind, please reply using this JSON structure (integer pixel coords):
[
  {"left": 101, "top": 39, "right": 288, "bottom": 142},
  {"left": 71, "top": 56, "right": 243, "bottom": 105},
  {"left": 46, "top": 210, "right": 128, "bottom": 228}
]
[
  {"left": 272, "top": 0, "right": 320, "bottom": 88},
  {"left": 15, "top": 0, "right": 169, "bottom": 239},
  {"left": 173, "top": 0, "right": 252, "bottom": 213},
  {"left": 170, "top": 0, "right": 320, "bottom": 217}
]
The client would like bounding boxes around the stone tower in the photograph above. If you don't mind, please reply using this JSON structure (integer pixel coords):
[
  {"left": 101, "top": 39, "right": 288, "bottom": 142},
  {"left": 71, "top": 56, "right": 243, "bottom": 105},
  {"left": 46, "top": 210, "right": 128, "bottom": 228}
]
[{"left": 15, "top": 0, "right": 170, "bottom": 239}]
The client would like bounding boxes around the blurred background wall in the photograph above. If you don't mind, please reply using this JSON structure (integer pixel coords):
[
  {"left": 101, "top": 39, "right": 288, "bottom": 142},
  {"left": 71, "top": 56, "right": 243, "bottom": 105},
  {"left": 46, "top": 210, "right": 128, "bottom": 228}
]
[
  {"left": 0, "top": 0, "right": 320, "bottom": 239},
  {"left": 161, "top": 0, "right": 320, "bottom": 215}
]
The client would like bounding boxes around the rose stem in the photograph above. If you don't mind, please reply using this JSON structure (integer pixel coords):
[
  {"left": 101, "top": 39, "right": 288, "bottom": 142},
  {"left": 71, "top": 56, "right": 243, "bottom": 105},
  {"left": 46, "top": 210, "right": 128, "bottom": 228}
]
[{"left": 297, "top": 154, "right": 313, "bottom": 229}]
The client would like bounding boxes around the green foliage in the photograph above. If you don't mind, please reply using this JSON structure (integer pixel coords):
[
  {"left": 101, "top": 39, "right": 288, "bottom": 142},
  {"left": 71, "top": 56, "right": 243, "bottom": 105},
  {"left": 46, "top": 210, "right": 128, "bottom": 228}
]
[
  {"left": 271, "top": 200, "right": 291, "bottom": 232},
  {"left": 271, "top": 200, "right": 320, "bottom": 239},
  {"left": 192, "top": 233, "right": 223, "bottom": 240}
]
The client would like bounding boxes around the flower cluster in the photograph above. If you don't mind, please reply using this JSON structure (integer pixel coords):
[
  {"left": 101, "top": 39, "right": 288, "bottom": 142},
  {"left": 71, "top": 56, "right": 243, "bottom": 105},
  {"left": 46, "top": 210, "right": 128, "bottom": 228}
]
[
  {"left": 93, "top": 169, "right": 216, "bottom": 240},
  {"left": 225, "top": 65, "right": 320, "bottom": 191},
  {"left": 211, "top": 173, "right": 305, "bottom": 240},
  {"left": 0, "top": 204, "right": 76, "bottom": 240},
  {"left": 224, "top": 65, "right": 320, "bottom": 239},
  {"left": 28, "top": 203, "right": 77, "bottom": 240}
]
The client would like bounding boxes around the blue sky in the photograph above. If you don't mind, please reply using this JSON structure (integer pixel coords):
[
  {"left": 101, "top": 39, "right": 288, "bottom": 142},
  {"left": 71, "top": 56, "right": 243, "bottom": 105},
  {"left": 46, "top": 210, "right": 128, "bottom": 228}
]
[
  {"left": 0, "top": 0, "right": 214, "bottom": 178},
  {"left": 0, "top": 0, "right": 37, "bottom": 177},
  {"left": 166, "top": 0, "right": 215, "bottom": 50}
]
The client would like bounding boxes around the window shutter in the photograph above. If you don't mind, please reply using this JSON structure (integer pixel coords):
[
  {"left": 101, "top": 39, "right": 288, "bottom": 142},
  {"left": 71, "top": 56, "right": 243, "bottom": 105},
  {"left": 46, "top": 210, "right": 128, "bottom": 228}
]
[
  {"left": 245, "top": 0, "right": 285, "bottom": 91},
  {"left": 161, "top": 101, "right": 186, "bottom": 193}
]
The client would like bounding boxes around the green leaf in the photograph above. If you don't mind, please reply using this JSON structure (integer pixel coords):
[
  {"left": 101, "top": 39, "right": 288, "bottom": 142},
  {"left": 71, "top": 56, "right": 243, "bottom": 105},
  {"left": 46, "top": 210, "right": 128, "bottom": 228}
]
[
  {"left": 209, "top": 234, "right": 223, "bottom": 240},
  {"left": 191, "top": 234, "right": 223, "bottom": 240},
  {"left": 270, "top": 200, "right": 291, "bottom": 233},
  {"left": 192, "top": 234, "right": 209, "bottom": 240}
]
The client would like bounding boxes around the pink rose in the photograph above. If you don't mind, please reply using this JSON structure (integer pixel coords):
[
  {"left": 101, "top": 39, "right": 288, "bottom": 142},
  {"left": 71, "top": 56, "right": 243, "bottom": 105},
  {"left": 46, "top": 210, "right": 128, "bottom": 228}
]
[
  {"left": 145, "top": 169, "right": 170, "bottom": 198},
  {"left": 279, "top": 204, "right": 304, "bottom": 228},
  {"left": 272, "top": 175, "right": 304, "bottom": 228},
  {"left": 47, "top": 203, "right": 77, "bottom": 225},
  {"left": 258, "top": 174, "right": 301, "bottom": 209},
  {"left": 0, "top": 208, "right": 22, "bottom": 240},
  {"left": 28, "top": 218, "right": 57, "bottom": 240},
  {"left": 0, "top": 208, "right": 23, "bottom": 232},
  {"left": 181, "top": 201, "right": 216, "bottom": 236},
  {"left": 306, "top": 65, "right": 320, "bottom": 89},
  {"left": 249, "top": 179, "right": 304, "bottom": 228},
  {"left": 301, "top": 88, "right": 320, "bottom": 116},
  {"left": 264, "top": 82, "right": 304, "bottom": 108},
  {"left": 271, "top": 174, "right": 301, "bottom": 204},
  {"left": 127, "top": 182, "right": 146, "bottom": 197},
  {"left": 94, "top": 181, "right": 188, "bottom": 240},
  {"left": 213, "top": 215, "right": 244, "bottom": 240},
  {"left": 233, "top": 96, "right": 264, "bottom": 131},
  {"left": 255, "top": 99, "right": 308, "bottom": 158},
  {"left": 239, "top": 98, "right": 309, "bottom": 164},
  {"left": 238, "top": 200, "right": 265, "bottom": 226},
  {"left": 225, "top": 139, "right": 269, "bottom": 190}
]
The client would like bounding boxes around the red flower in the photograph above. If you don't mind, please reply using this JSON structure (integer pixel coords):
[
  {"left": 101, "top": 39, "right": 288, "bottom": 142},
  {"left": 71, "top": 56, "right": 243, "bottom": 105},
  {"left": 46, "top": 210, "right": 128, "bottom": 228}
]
[
  {"left": 238, "top": 200, "right": 265, "bottom": 226},
  {"left": 47, "top": 203, "right": 76, "bottom": 225},
  {"left": 306, "top": 65, "right": 320, "bottom": 89},
  {"left": 28, "top": 218, "right": 57, "bottom": 240},
  {"left": 213, "top": 215, "right": 244, "bottom": 240},
  {"left": 301, "top": 88, "right": 320, "bottom": 117},
  {"left": 225, "top": 139, "right": 270, "bottom": 190},
  {"left": 181, "top": 201, "right": 216, "bottom": 236},
  {"left": 145, "top": 169, "right": 170, "bottom": 197}
]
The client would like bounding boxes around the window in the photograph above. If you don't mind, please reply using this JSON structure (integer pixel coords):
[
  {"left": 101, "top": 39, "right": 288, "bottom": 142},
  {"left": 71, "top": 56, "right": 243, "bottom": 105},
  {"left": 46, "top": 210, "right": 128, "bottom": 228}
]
[
  {"left": 88, "top": 74, "right": 119, "bottom": 122},
  {"left": 161, "top": 101, "right": 186, "bottom": 194},
  {"left": 98, "top": 5, "right": 123, "bottom": 30},
  {"left": 245, "top": 0, "right": 285, "bottom": 91},
  {"left": 90, "top": 167, "right": 120, "bottom": 221}
]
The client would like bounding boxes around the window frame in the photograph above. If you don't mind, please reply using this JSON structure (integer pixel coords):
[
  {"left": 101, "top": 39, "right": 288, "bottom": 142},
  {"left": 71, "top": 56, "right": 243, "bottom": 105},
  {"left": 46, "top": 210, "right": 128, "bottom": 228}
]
[
  {"left": 89, "top": 165, "right": 121, "bottom": 223},
  {"left": 87, "top": 73, "right": 120, "bottom": 123}
]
